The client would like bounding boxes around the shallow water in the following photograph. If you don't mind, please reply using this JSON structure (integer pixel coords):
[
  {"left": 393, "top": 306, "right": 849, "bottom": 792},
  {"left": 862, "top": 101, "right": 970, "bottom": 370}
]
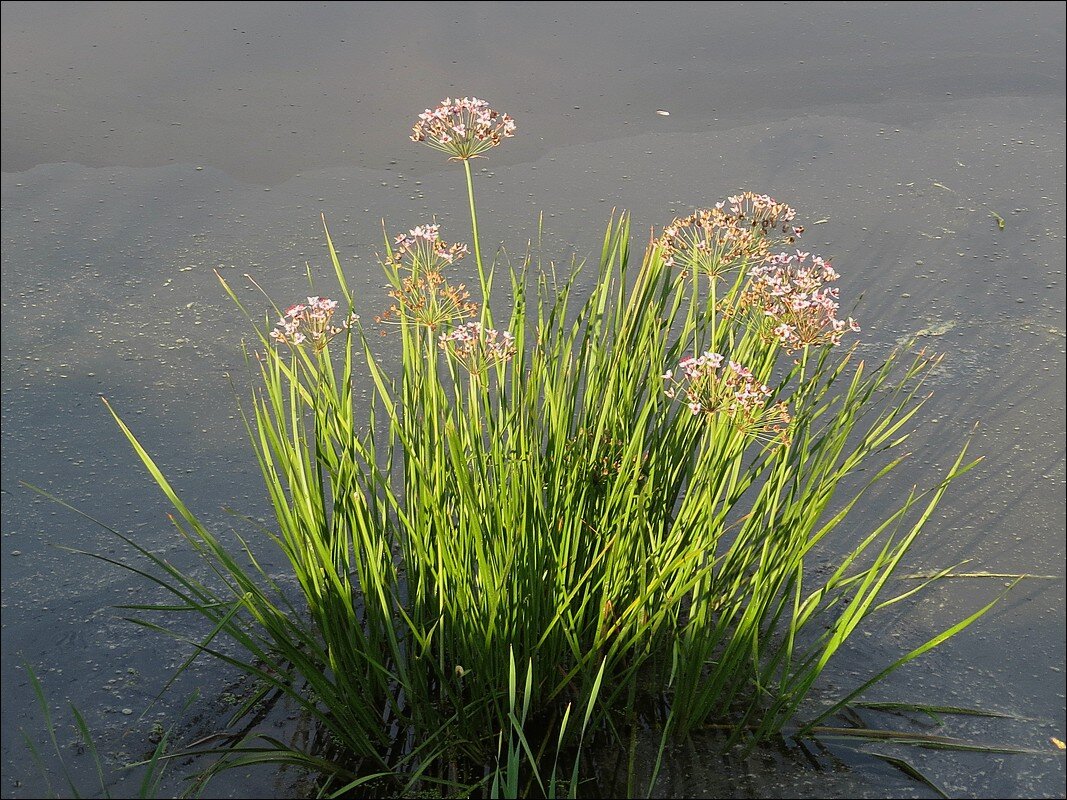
[{"left": 2, "top": 3, "right": 1064, "bottom": 797}]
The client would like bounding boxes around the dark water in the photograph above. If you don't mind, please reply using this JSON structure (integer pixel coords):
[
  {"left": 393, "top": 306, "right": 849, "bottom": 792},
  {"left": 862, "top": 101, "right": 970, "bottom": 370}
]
[{"left": 2, "top": 2, "right": 1064, "bottom": 797}]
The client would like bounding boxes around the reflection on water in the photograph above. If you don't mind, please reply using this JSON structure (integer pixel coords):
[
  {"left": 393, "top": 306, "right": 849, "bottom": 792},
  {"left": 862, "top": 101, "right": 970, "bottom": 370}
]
[{"left": 2, "top": 3, "right": 1064, "bottom": 798}]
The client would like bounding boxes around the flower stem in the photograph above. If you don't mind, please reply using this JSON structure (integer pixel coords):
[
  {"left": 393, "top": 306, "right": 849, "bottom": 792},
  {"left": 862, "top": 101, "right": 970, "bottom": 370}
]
[
  {"left": 710, "top": 277, "right": 717, "bottom": 353},
  {"left": 462, "top": 158, "right": 492, "bottom": 326}
]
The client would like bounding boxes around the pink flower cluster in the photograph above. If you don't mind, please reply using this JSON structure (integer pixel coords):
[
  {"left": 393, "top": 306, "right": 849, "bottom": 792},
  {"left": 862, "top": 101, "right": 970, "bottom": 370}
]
[
  {"left": 390, "top": 224, "right": 469, "bottom": 273},
  {"left": 663, "top": 352, "right": 790, "bottom": 440},
  {"left": 439, "top": 321, "right": 517, "bottom": 374},
  {"left": 411, "top": 97, "right": 516, "bottom": 160},
  {"left": 656, "top": 191, "right": 803, "bottom": 279},
  {"left": 270, "top": 296, "right": 357, "bottom": 352},
  {"left": 724, "top": 192, "right": 803, "bottom": 239},
  {"left": 745, "top": 251, "right": 860, "bottom": 351},
  {"left": 378, "top": 224, "right": 476, "bottom": 330}
]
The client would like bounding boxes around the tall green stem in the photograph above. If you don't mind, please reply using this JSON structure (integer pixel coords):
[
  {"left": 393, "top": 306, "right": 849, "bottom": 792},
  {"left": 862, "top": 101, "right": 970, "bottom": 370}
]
[
  {"left": 710, "top": 277, "right": 717, "bottom": 354},
  {"left": 462, "top": 158, "right": 492, "bottom": 326}
]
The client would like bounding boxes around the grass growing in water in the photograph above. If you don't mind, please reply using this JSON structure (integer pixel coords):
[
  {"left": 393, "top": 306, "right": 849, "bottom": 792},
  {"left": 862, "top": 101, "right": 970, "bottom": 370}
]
[{"left": 44, "top": 97, "right": 1012, "bottom": 796}]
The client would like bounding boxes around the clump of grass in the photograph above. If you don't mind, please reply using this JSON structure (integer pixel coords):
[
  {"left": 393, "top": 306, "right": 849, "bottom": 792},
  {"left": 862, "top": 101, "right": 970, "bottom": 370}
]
[{"left": 56, "top": 98, "right": 1009, "bottom": 796}]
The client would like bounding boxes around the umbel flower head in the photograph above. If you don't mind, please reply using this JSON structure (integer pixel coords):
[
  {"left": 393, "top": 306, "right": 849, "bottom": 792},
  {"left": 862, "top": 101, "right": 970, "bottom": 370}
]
[
  {"left": 438, "top": 321, "right": 517, "bottom": 375},
  {"left": 744, "top": 250, "right": 861, "bottom": 351},
  {"left": 389, "top": 224, "right": 469, "bottom": 275},
  {"left": 270, "top": 296, "right": 357, "bottom": 352},
  {"left": 411, "top": 97, "right": 516, "bottom": 161},
  {"left": 656, "top": 191, "right": 804, "bottom": 280},
  {"left": 377, "top": 271, "right": 478, "bottom": 332},
  {"left": 663, "top": 352, "right": 791, "bottom": 442},
  {"left": 377, "top": 224, "right": 477, "bottom": 330}
]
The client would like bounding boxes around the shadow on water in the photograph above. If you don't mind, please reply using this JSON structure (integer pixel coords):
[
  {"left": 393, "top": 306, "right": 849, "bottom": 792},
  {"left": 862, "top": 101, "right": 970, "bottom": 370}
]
[{"left": 3, "top": 2, "right": 1064, "bottom": 797}]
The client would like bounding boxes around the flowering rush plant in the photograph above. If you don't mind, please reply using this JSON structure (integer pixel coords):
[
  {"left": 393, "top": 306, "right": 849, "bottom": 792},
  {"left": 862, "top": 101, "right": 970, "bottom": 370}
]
[
  {"left": 410, "top": 97, "right": 516, "bottom": 300},
  {"left": 100, "top": 94, "right": 993, "bottom": 796}
]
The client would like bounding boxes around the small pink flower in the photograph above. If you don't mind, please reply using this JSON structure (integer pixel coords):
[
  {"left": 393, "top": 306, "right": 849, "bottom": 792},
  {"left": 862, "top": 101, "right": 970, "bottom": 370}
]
[{"left": 729, "top": 361, "right": 752, "bottom": 379}]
